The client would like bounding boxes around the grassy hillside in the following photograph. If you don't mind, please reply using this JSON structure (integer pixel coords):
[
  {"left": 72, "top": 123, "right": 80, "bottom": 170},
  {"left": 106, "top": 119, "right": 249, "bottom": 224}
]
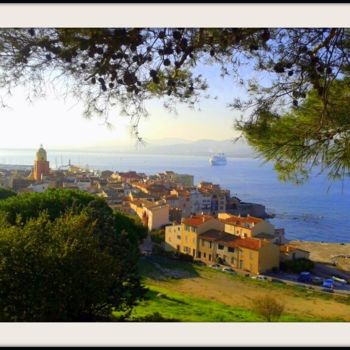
[{"left": 120, "top": 255, "right": 350, "bottom": 322}]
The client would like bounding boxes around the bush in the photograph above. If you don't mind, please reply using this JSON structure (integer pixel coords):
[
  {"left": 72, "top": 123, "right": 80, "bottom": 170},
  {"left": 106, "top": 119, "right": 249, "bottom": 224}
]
[
  {"left": 252, "top": 295, "right": 285, "bottom": 322},
  {"left": 0, "top": 189, "right": 147, "bottom": 321},
  {"left": 174, "top": 252, "right": 194, "bottom": 262},
  {"left": 280, "top": 258, "right": 314, "bottom": 273},
  {"left": 150, "top": 229, "right": 165, "bottom": 244},
  {"left": 0, "top": 187, "right": 16, "bottom": 200}
]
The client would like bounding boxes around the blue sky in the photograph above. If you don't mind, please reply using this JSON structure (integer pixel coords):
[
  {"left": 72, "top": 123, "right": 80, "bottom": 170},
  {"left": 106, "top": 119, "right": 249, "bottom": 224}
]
[{"left": 0, "top": 57, "right": 253, "bottom": 150}]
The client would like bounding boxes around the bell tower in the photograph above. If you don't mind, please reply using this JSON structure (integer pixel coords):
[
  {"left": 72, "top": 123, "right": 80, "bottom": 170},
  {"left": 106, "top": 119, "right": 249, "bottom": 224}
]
[{"left": 33, "top": 144, "right": 50, "bottom": 181}]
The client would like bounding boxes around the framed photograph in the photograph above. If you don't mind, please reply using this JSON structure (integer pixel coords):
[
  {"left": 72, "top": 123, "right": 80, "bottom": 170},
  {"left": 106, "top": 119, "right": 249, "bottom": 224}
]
[{"left": 0, "top": 2, "right": 349, "bottom": 347}]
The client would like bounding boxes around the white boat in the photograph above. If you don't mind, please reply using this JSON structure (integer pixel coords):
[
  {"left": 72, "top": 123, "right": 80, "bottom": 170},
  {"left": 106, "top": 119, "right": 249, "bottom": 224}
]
[{"left": 209, "top": 153, "right": 227, "bottom": 166}]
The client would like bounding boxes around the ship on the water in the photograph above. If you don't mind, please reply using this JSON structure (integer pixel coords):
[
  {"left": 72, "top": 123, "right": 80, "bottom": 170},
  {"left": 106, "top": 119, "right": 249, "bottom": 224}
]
[{"left": 209, "top": 153, "right": 227, "bottom": 166}]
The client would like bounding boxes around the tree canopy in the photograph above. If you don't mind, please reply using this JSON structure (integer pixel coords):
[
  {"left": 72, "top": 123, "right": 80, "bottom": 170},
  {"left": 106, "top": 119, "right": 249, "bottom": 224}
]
[
  {"left": 0, "top": 189, "right": 147, "bottom": 321},
  {"left": 0, "top": 187, "right": 16, "bottom": 200},
  {"left": 0, "top": 28, "right": 349, "bottom": 181}
]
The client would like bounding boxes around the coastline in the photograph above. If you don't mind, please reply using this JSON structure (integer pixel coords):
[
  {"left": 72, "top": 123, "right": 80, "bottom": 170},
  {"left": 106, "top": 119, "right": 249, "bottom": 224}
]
[{"left": 290, "top": 240, "right": 350, "bottom": 270}]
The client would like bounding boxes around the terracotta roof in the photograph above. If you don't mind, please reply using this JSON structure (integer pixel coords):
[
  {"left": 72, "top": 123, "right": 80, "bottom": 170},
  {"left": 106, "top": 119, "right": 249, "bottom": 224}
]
[
  {"left": 222, "top": 215, "right": 263, "bottom": 226},
  {"left": 199, "top": 229, "right": 268, "bottom": 251},
  {"left": 225, "top": 237, "right": 266, "bottom": 251},
  {"left": 182, "top": 214, "right": 214, "bottom": 227},
  {"left": 199, "top": 230, "right": 229, "bottom": 242}
]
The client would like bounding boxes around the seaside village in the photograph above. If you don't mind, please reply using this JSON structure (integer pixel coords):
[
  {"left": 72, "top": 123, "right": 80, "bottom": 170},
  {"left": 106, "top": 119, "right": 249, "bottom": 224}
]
[{"left": 0, "top": 145, "right": 310, "bottom": 276}]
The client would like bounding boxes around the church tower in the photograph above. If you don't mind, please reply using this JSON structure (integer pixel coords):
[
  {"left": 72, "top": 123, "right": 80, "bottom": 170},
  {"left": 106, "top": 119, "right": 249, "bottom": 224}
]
[{"left": 33, "top": 145, "right": 50, "bottom": 181}]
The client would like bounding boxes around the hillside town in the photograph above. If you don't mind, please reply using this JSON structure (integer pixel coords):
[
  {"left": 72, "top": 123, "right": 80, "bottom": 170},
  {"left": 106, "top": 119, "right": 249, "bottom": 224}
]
[{"left": 0, "top": 145, "right": 314, "bottom": 277}]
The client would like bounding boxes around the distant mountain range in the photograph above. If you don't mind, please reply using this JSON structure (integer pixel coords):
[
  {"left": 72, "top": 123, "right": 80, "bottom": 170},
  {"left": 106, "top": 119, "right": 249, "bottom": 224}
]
[{"left": 83, "top": 138, "right": 256, "bottom": 158}]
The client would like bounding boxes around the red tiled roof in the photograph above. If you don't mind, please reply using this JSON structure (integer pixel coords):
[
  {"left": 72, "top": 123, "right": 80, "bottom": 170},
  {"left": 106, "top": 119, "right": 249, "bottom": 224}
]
[
  {"left": 182, "top": 215, "right": 214, "bottom": 227},
  {"left": 225, "top": 237, "right": 265, "bottom": 251},
  {"left": 222, "top": 215, "right": 263, "bottom": 226},
  {"left": 198, "top": 228, "right": 267, "bottom": 251}
]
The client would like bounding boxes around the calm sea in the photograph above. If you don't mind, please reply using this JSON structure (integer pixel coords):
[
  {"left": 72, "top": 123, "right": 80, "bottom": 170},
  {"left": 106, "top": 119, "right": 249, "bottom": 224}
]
[{"left": 1, "top": 149, "right": 349, "bottom": 243}]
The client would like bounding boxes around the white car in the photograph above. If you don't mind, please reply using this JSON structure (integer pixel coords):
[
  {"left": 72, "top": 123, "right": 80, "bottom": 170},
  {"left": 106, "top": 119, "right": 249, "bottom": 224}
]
[
  {"left": 251, "top": 274, "right": 268, "bottom": 281},
  {"left": 222, "top": 267, "right": 236, "bottom": 274},
  {"left": 332, "top": 276, "right": 348, "bottom": 284}
]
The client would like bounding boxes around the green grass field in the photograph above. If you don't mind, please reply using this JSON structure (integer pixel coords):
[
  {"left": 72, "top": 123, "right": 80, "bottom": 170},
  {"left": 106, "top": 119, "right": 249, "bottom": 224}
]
[{"left": 114, "top": 255, "right": 350, "bottom": 322}]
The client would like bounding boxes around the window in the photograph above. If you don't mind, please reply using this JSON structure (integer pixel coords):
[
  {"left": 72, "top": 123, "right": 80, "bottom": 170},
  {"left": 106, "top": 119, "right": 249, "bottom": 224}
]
[
  {"left": 178, "top": 227, "right": 181, "bottom": 231},
  {"left": 218, "top": 244, "right": 224, "bottom": 250},
  {"left": 209, "top": 254, "right": 212, "bottom": 261},
  {"left": 239, "top": 260, "right": 243, "bottom": 269},
  {"left": 209, "top": 242, "right": 212, "bottom": 248},
  {"left": 231, "top": 257, "right": 235, "bottom": 264},
  {"left": 201, "top": 240, "right": 205, "bottom": 247},
  {"left": 197, "top": 251, "right": 201, "bottom": 258},
  {"left": 228, "top": 247, "right": 235, "bottom": 253},
  {"left": 177, "top": 235, "right": 181, "bottom": 240},
  {"left": 203, "top": 253, "right": 206, "bottom": 258},
  {"left": 191, "top": 227, "right": 197, "bottom": 233}
]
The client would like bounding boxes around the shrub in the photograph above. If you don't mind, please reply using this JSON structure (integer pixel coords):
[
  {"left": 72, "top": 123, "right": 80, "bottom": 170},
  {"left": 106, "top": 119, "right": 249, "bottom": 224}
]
[
  {"left": 174, "top": 252, "right": 193, "bottom": 262},
  {"left": 0, "top": 189, "right": 147, "bottom": 321},
  {"left": 252, "top": 295, "right": 285, "bottom": 322},
  {"left": 150, "top": 229, "right": 165, "bottom": 244},
  {"left": 0, "top": 187, "right": 16, "bottom": 200},
  {"left": 280, "top": 258, "right": 314, "bottom": 273}
]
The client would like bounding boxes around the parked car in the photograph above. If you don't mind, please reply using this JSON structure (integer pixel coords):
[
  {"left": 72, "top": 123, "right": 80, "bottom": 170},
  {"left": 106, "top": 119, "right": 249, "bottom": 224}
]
[
  {"left": 210, "top": 263, "right": 221, "bottom": 269},
  {"left": 322, "top": 278, "right": 334, "bottom": 292},
  {"left": 251, "top": 275, "right": 268, "bottom": 281},
  {"left": 297, "top": 271, "right": 312, "bottom": 283},
  {"left": 193, "top": 260, "right": 206, "bottom": 266},
  {"left": 222, "top": 267, "right": 236, "bottom": 274},
  {"left": 332, "top": 276, "right": 348, "bottom": 284},
  {"left": 311, "top": 276, "right": 323, "bottom": 285}
]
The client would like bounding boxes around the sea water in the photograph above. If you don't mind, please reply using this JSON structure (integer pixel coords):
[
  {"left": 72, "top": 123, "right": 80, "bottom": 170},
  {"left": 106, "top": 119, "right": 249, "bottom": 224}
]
[{"left": 0, "top": 149, "right": 349, "bottom": 243}]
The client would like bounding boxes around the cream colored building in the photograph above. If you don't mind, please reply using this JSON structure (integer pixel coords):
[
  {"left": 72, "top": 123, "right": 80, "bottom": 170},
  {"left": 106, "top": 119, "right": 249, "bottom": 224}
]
[{"left": 129, "top": 199, "right": 170, "bottom": 231}]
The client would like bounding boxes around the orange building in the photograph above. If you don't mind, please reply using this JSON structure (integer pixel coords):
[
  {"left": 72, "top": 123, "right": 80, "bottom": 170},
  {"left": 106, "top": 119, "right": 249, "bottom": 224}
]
[{"left": 33, "top": 145, "right": 50, "bottom": 181}]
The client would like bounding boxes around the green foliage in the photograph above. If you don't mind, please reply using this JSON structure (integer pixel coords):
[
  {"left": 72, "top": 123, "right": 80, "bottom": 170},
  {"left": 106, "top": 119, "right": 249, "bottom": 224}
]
[
  {"left": 0, "top": 189, "right": 147, "bottom": 321},
  {"left": 0, "top": 187, "right": 16, "bottom": 200},
  {"left": 150, "top": 229, "right": 165, "bottom": 244},
  {"left": 237, "top": 79, "right": 350, "bottom": 183},
  {"left": 0, "top": 188, "right": 97, "bottom": 225},
  {"left": 280, "top": 258, "right": 315, "bottom": 273}
]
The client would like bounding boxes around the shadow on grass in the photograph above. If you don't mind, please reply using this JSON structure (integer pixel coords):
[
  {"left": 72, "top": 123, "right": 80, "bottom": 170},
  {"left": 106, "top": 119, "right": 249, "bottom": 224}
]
[
  {"left": 146, "top": 289, "right": 189, "bottom": 305},
  {"left": 138, "top": 255, "right": 200, "bottom": 280}
]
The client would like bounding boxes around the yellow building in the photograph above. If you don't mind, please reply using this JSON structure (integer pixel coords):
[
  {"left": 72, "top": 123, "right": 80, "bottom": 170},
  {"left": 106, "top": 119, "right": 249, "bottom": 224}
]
[
  {"left": 164, "top": 213, "right": 280, "bottom": 274},
  {"left": 218, "top": 213, "right": 275, "bottom": 238},
  {"left": 279, "top": 244, "right": 310, "bottom": 262},
  {"left": 197, "top": 231, "right": 280, "bottom": 274}
]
